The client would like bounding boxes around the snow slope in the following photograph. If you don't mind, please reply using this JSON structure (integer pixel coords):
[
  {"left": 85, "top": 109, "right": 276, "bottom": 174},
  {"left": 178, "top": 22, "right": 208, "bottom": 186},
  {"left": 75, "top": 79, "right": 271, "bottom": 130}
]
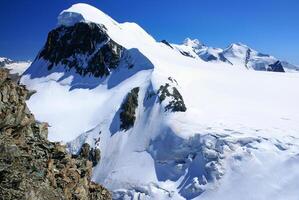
[{"left": 21, "top": 3, "right": 299, "bottom": 200}]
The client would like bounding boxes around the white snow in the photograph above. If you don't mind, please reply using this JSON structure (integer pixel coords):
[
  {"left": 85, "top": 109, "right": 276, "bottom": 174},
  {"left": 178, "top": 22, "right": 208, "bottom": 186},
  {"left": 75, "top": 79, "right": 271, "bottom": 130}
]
[
  {"left": 4, "top": 61, "right": 31, "bottom": 75},
  {"left": 0, "top": 56, "right": 31, "bottom": 75},
  {"left": 183, "top": 38, "right": 203, "bottom": 49},
  {"left": 21, "top": 3, "right": 299, "bottom": 200},
  {"left": 0, "top": 57, "right": 8, "bottom": 62},
  {"left": 173, "top": 39, "right": 298, "bottom": 72}
]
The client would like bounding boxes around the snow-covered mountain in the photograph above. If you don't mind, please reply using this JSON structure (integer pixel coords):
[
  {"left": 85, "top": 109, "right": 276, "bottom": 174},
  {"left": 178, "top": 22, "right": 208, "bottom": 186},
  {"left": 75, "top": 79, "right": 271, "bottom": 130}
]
[
  {"left": 171, "top": 38, "right": 299, "bottom": 73},
  {"left": 21, "top": 3, "right": 299, "bottom": 200},
  {"left": 0, "top": 56, "right": 31, "bottom": 75}
]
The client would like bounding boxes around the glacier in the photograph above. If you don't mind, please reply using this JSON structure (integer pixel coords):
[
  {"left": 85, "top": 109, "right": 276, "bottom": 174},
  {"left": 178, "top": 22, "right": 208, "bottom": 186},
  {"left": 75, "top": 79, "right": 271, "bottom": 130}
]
[{"left": 20, "top": 3, "right": 299, "bottom": 200}]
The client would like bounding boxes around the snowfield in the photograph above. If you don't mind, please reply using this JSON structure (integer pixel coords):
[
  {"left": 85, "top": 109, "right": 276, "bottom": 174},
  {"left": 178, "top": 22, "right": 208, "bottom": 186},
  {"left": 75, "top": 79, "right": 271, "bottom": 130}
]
[
  {"left": 4, "top": 61, "right": 31, "bottom": 75},
  {"left": 21, "top": 3, "right": 299, "bottom": 200},
  {"left": 0, "top": 57, "right": 31, "bottom": 75}
]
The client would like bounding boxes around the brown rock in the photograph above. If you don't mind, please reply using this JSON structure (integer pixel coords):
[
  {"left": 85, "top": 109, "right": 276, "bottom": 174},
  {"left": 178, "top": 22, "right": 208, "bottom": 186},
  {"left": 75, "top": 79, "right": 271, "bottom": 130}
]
[{"left": 0, "top": 68, "right": 111, "bottom": 200}]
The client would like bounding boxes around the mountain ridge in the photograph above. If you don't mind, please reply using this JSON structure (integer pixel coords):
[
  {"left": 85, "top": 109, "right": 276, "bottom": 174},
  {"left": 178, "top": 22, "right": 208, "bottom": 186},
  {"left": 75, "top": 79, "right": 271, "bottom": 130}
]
[
  {"left": 0, "top": 68, "right": 111, "bottom": 200},
  {"left": 20, "top": 3, "right": 299, "bottom": 200},
  {"left": 0, "top": 57, "right": 31, "bottom": 76},
  {"left": 170, "top": 38, "right": 298, "bottom": 72}
]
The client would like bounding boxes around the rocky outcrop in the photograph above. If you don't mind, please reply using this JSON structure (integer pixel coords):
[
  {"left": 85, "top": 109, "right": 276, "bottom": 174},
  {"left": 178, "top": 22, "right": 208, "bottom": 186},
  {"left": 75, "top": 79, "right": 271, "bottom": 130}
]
[
  {"left": 78, "top": 143, "right": 101, "bottom": 167},
  {"left": 157, "top": 78, "right": 187, "bottom": 112},
  {"left": 179, "top": 50, "right": 195, "bottom": 58},
  {"left": 161, "top": 40, "right": 173, "bottom": 49},
  {"left": 0, "top": 68, "right": 111, "bottom": 200},
  {"left": 120, "top": 87, "right": 140, "bottom": 130},
  {"left": 38, "top": 22, "right": 123, "bottom": 77},
  {"left": 268, "top": 61, "right": 285, "bottom": 72}
]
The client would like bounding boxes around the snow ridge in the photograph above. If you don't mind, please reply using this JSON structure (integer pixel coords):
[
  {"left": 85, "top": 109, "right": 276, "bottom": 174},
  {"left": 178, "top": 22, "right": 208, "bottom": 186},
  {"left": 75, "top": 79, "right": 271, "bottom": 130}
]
[
  {"left": 172, "top": 38, "right": 298, "bottom": 72},
  {"left": 21, "top": 3, "right": 299, "bottom": 200}
]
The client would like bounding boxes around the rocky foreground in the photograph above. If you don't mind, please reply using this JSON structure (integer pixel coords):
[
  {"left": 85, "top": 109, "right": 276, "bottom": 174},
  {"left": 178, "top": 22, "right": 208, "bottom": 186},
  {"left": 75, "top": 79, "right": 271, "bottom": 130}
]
[{"left": 0, "top": 68, "right": 111, "bottom": 200}]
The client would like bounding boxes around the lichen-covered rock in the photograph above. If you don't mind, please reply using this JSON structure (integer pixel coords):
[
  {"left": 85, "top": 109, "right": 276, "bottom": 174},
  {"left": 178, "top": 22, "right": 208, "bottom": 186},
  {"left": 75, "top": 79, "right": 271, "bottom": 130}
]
[
  {"left": 120, "top": 87, "right": 140, "bottom": 130},
  {"left": 38, "top": 22, "right": 123, "bottom": 78},
  {"left": 0, "top": 68, "right": 111, "bottom": 200}
]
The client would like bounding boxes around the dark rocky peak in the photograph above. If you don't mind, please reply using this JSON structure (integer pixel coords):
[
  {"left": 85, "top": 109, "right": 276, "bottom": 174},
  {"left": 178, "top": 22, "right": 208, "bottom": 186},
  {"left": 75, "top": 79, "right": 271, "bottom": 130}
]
[
  {"left": 38, "top": 22, "right": 124, "bottom": 78},
  {"left": 268, "top": 61, "right": 285, "bottom": 72}
]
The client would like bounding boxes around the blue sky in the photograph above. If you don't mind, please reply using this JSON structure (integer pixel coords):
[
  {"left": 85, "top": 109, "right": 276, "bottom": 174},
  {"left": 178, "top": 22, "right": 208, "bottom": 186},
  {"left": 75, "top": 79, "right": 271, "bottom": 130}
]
[{"left": 0, "top": 0, "right": 298, "bottom": 64}]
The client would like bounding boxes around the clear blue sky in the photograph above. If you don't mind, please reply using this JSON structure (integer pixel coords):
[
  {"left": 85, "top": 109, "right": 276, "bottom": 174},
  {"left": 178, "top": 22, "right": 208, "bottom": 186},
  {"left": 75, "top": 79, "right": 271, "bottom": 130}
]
[{"left": 0, "top": 0, "right": 298, "bottom": 64}]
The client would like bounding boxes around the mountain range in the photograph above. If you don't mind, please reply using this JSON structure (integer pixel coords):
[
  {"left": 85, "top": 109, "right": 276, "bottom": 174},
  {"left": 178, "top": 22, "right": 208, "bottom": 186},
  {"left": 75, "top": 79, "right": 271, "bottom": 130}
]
[
  {"left": 0, "top": 57, "right": 31, "bottom": 76},
  {"left": 169, "top": 38, "right": 298, "bottom": 73},
  {"left": 3, "top": 3, "right": 299, "bottom": 200}
]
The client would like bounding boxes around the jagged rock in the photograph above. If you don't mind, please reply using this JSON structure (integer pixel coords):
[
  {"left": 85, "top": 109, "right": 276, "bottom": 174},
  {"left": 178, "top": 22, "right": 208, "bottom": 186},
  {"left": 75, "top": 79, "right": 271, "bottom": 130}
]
[
  {"left": 38, "top": 22, "right": 123, "bottom": 78},
  {"left": 179, "top": 51, "right": 195, "bottom": 58},
  {"left": 80, "top": 143, "right": 91, "bottom": 159},
  {"left": 78, "top": 143, "right": 101, "bottom": 167},
  {"left": 120, "top": 87, "right": 139, "bottom": 130},
  {"left": 90, "top": 148, "right": 101, "bottom": 167},
  {"left": 0, "top": 68, "right": 111, "bottom": 200},
  {"left": 268, "top": 61, "right": 285, "bottom": 72},
  {"left": 157, "top": 81, "right": 187, "bottom": 112},
  {"left": 161, "top": 40, "right": 173, "bottom": 49}
]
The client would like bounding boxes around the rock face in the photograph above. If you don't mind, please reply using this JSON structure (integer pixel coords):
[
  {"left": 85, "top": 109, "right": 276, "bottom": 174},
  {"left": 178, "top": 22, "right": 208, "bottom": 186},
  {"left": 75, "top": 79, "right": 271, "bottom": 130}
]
[
  {"left": 0, "top": 68, "right": 111, "bottom": 200},
  {"left": 268, "top": 61, "right": 285, "bottom": 72},
  {"left": 161, "top": 40, "right": 173, "bottom": 49},
  {"left": 78, "top": 143, "right": 101, "bottom": 167},
  {"left": 38, "top": 22, "right": 123, "bottom": 77},
  {"left": 120, "top": 87, "right": 140, "bottom": 130},
  {"left": 157, "top": 78, "right": 187, "bottom": 112}
]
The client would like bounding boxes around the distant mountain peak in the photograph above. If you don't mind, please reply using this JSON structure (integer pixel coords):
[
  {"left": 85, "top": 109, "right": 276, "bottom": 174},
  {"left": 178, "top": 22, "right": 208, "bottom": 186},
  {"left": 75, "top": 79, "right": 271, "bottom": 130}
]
[
  {"left": 19, "top": 3, "right": 299, "bottom": 200},
  {"left": 183, "top": 38, "right": 204, "bottom": 49},
  {"left": 0, "top": 56, "right": 31, "bottom": 75},
  {"left": 58, "top": 3, "right": 119, "bottom": 28},
  {"left": 0, "top": 57, "right": 12, "bottom": 63},
  {"left": 225, "top": 42, "right": 252, "bottom": 52}
]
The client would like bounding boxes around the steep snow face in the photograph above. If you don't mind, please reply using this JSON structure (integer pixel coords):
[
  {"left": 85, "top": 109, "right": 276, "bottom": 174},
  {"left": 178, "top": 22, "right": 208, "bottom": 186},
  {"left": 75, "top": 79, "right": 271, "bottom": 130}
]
[
  {"left": 281, "top": 61, "right": 299, "bottom": 72},
  {"left": 222, "top": 43, "right": 277, "bottom": 71},
  {"left": 172, "top": 39, "right": 231, "bottom": 64},
  {"left": 21, "top": 3, "right": 299, "bottom": 200}
]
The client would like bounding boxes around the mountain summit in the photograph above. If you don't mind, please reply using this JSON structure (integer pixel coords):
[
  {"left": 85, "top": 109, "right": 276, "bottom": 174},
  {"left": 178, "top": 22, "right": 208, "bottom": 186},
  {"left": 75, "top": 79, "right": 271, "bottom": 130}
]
[
  {"left": 20, "top": 3, "right": 299, "bottom": 200},
  {"left": 183, "top": 38, "right": 204, "bottom": 49},
  {"left": 172, "top": 39, "right": 298, "bottom": 72}
]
